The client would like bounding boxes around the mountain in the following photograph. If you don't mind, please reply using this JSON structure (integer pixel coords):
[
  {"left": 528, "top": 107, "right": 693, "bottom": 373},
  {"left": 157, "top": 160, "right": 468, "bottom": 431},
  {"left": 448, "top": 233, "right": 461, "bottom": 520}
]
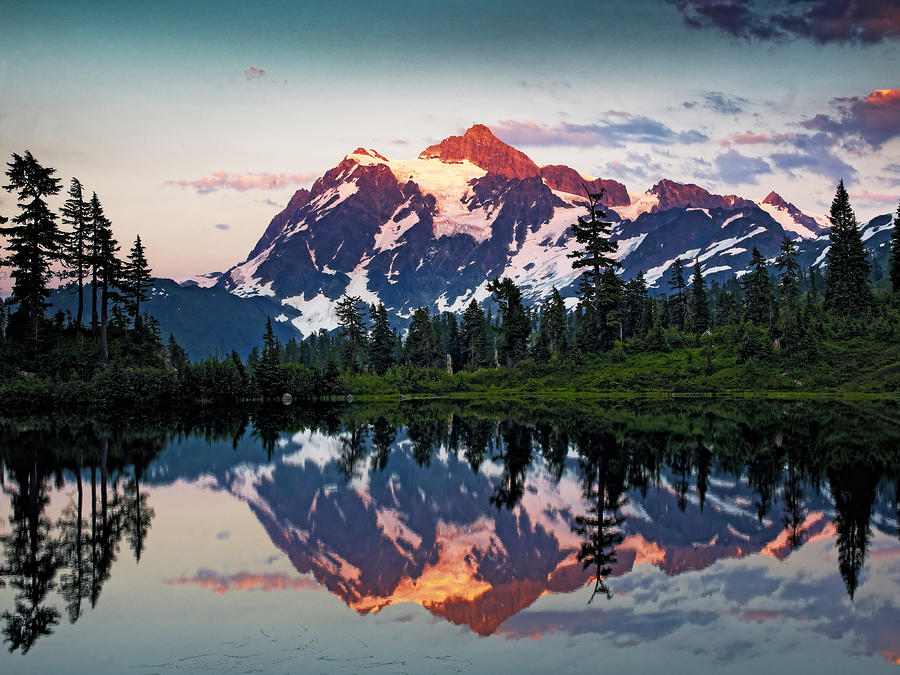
[
  {"left": 210, "top": 123, "right": 891, "bottom": 336},
  {"left": 48, "top": 278, "right": 302, "bottom": 360}
]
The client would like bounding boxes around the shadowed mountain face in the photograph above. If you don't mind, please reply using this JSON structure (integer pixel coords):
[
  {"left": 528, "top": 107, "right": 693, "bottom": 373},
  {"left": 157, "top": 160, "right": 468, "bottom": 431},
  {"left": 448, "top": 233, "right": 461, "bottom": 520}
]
[{"left": 210, "top": 124, "right": 891, "bottom": 335}]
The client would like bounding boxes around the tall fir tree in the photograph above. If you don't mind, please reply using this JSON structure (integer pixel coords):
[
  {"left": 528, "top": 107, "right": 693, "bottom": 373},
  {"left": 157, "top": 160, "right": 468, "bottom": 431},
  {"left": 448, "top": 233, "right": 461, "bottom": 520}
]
[
  {"left": 60, "top": 177, "right": 91, "bottom": 332},
  {"left": 405, "top": 306, "right": 439, "bottom": 367},
  {"left": 367, "top": 302, "right": 394, "bottom": 375},
  {"left": 566, "top": 188, "right": 619, "bottom": 349},
  {"left": 486, "top": 277, "right": 530, "bottom": 366},
  {"left": 87, "top": 192, "right": 108, "bottom": 335},
  {"left": 543, "top": 287, "right": 568, "bottom": 357},
  {"left": 123, "top": 235, "right": 152, "bottom": 326},
  {"left": 687, "top": 261, "right": 710, "bottom": 334},
  {"left": 1, "top": 151, "right": 64, "bottom": 340},
  {"left": 776, "top": 236, "right": 801, "bottom": 350},
  {"left": 622, "top": 272, "right": 648, "bottom": 339},
  {"left": 824, "top": 180, "right": 871, "bottom": 314},
  {"left": 460, "top": 299, "right": 489, "bottom": 368},
  {"left": 94, "top": 213, "right": 120, "bottom": 364},
  {"left": 742, "top": 247, "right": 774, "bottom": 326},
  {"left": 254, "top": 317, "right": 282, "bottom": 395},
  {"left": 890, "top": 200, "right": 900, "bottom": 294},
  {"left": 667, "top": 259, "right": 688, "bottom": 330},
  {"left": 335, "top": 294, "right": 366, "bottom": 372},
  {"left": 596, "top": 267, "right": 624, "bottom": 347}
]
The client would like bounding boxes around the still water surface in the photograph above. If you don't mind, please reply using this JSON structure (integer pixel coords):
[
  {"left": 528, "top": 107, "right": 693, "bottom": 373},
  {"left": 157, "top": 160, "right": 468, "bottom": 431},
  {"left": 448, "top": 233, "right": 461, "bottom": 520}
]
[{"left": 1, "top": 398, "right": 899, "bottom": 673}]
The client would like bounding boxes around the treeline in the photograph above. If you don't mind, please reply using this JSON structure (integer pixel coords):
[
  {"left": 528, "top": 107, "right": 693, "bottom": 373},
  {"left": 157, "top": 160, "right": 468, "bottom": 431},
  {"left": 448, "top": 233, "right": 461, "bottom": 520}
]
[{"left": 263, "top": 181, "right": 900, "bottom": 392}]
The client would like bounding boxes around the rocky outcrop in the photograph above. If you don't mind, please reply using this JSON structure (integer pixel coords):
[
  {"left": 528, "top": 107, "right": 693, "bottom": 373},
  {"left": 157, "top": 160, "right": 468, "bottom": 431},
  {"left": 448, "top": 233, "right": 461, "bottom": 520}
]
[
  {"left": 419, "top": 124, "right": 541, "bottom": 179},
  {"left": 651, "top": 179, "right": 755, "bottom": 211},
  {"left": 539, "top": 164, "right": 630, "bottom": 206}
]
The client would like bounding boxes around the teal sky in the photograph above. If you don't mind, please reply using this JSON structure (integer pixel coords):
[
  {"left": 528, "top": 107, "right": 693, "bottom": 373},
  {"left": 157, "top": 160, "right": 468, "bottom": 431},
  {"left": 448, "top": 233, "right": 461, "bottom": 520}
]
[{"left": 1, "top": 0, "right": 898, "bottom": 284}]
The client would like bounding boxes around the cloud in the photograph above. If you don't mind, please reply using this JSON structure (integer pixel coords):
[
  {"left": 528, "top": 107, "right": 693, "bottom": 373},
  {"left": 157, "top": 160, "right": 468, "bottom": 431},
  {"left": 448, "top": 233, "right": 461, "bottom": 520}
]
[
  {"left": 166, "top": 569, "right": 320, "bottom": 595},
  {"left": 883, "top": 162, "right": 900, "bottom": 187},
  {"left": 769, "top": 132, "right": 858, "bottom": 181},
  {"left": 702, "top": 91, "right": 749, "bottom": 115},
  {"left": 667, "top": 0, "right": 900, "bottom": 45},
  {"left": 802, "top": 87, "right": 900, "bottom": 150},
  {"left": 491, "top": 115, "right": 708, "bottom": 149},
  {"left": 244, "top": 66, "right": 266, "bottom": 80},
  {"left": 852, "top": 190, "right": 899, "bottom": 205},
  {"left": 214, "top": 223, "right": 230, "bottom": 231},
  {"left": 601, "top": 152, "right": 667, "bottom": 184},
  {"left": 712, "top": 149, "right": 773, "bottom": 185},
  {"left": 166, "top": 170, "right": 319, "bottom": 194}
]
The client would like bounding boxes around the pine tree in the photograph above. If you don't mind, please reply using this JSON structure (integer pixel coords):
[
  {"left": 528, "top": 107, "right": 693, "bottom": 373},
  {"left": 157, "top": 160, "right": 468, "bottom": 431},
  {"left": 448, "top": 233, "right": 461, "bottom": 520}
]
[
  {"left": 254, "top": 318, "right": 282, "bottom": 395},
  {"left": 1, "top": 151, "right": 64, "bottom": 340},
  {"left": 487, "top": 277, "right": 530, "bottom": 366},
  {"left": 461, "top": 299, "right": 489, "bottom": 368},
  {"left": 667, "top": 259, "right": 688, "bottom": 330},
  {"left": 87, "top": 192, "right": 108, "bottom": 335},
  {"left": 60, "top": 177, "right": 91, "bottom": 332},
  {"left": 742, "top": 247, "right": 774, "bottom": 326},
  {"left": 687, "top": 261, "right": 710, "bottom": 334},
  {"left": 596, "top": 267, "right": 624, "bottom": 348},
  {"left": 776, "top": 237, "right": 801, "bottom": 350},
  {"left": 405, "top": 307, "right": 439, "bottom": 367},
  {"left": 335, "top": 294, "right": 366, "bottom": 372},
  {"left": 167, "top": 333, "right": 188, "bottom": 371},
  {"left": 94, "top": 206, "right": 120, "bottom": 365},
  {"left": 890, "top": 200, "right": 900, "bottom": 294},
  {"left": 622, "top": 272, "right": 648, "bottom": 339},
  {"left": 123, "top": 235, "right": 152, "bottom": 326},
  {"left": 543, "top": 287, "right": 568, "bottom": 357},
  {"left": 566, "top": 188, "right": 619, "bottom": 349},
  {"left": 368, "top": 303, "right": 394, "bottom": 375},
  {"left": 824, "top": 180, "right": 871, "bottom": 314}
]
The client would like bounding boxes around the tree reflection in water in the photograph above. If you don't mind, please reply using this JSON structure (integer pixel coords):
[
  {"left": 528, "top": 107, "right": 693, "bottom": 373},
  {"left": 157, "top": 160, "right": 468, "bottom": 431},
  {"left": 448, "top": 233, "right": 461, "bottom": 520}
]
[{"left": 0, "top": 398, "right": 898, "bottom": 653}]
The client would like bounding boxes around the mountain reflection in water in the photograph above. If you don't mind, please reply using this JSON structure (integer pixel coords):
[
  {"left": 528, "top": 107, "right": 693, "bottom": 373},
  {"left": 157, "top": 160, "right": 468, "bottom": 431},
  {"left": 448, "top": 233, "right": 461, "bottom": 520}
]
[{"left": 1, "top": 398, "right": 899, "bottom": 670}]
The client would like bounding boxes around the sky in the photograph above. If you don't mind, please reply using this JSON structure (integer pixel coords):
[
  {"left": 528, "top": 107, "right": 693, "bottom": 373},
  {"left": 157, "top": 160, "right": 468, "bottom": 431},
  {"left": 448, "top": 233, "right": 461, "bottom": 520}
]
[{"left": 1, "top": 0, "right": 899, "bottom": 288}]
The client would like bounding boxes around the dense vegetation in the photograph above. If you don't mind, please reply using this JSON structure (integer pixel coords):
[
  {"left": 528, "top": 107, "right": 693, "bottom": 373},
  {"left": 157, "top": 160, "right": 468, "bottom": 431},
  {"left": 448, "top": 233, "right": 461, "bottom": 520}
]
[{"left": 2, "top": 153, "right": 900, "bottom": 407}]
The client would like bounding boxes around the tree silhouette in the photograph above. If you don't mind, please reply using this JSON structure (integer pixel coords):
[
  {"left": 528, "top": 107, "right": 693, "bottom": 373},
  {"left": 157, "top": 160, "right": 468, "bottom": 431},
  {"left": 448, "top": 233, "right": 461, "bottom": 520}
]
[{"left": 1, "top": 151, "right": 64, "bottom": 344}]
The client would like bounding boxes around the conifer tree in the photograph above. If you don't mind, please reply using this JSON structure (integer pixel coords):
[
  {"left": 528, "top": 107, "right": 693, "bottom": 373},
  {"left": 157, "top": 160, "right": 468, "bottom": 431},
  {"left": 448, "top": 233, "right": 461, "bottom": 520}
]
[
  {"left": 87, "top": 192, "right": 109, "bottom": 334},
  {"left": 95, "top": 216, "right": 120, "bottom": 364},
  {"left": 335, "top": 294, "right": 366, "bottom": 372},
  {"left": 824, "top": 180, "right": 871, "bottom": 314},
  {"left": 254, "top": 318, "right": 282, "bottom": 394},
  {"left": 776, "top": 237, "right": 801, "bottom": 350},
  {"left": 742, "top": 247, "right": 774, "bottom": 326},
  {"left": 123, "top": 235, "right": 152, "bottom": 326},
  {"left": 622, "top": 272, "right": 648, "bottom": 339},
  {"left": 367, "top": 302, "right": 394, "bottom": 375},
  {"left": 461, "top": 299, "right": 489, "bottom": 368},
  {"left": 487, "top": 277, "right": 530, "bottom": 366},
  {"left": 667, "top": 259, "right": 688, "bottom": 330},
  {"left": 687, "top": 261, "right": 710, "bottom": 334},
  {"left": 1, "top": 151, "right": 64, "bottom": 339},
  {"left": 405, "top": 306, "right": 439, "bottom": 367},
  {"left": 890, "top": 200, "right": 900, "bottom": 294},
  {"left": 543, "top": 287, "right": 568, "bottom": 356},
  {"left": 60, "top": 177, "right": 91, "bottom": 332},
  {"left": 596, "top": 267, "right": 624, "bottom": 347},
  {"left": 567, "top": 188, "right": 619, "bottom": 348}
]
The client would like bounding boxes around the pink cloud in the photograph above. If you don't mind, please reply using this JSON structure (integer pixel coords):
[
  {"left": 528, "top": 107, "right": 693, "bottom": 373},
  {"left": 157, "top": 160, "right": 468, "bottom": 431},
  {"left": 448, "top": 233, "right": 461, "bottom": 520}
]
[
  {"left": 166, "top": 170, "right": 319, "bottom": 194},
  {"left": 852, "top": 190, "right": 899, "bottom": 204},
  {"left": 244, "top": 66, "right": 266, "bottom": 80},
  {"left": 166, "top": 570, "right": 320, "bottom": 595}
]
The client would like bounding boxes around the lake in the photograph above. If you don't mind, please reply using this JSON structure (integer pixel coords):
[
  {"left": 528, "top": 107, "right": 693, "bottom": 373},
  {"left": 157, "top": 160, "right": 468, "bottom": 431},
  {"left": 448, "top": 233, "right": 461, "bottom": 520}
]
[{"left": 1, "top": 397, "right": 899, "bottom": 673}]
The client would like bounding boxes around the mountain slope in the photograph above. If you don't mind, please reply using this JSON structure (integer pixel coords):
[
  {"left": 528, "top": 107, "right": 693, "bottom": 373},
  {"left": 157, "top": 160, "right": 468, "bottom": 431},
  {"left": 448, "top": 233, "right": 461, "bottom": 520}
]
[{"left": 209, "top": 124, "right": 889, "bottom": 335}]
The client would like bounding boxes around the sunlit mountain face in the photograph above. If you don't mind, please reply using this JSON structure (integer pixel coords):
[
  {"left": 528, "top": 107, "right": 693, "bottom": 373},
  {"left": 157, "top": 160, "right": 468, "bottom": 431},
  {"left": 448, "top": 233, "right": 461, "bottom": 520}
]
[{"left": 1, "top": 399, "right": 899, "bottom": 671}]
